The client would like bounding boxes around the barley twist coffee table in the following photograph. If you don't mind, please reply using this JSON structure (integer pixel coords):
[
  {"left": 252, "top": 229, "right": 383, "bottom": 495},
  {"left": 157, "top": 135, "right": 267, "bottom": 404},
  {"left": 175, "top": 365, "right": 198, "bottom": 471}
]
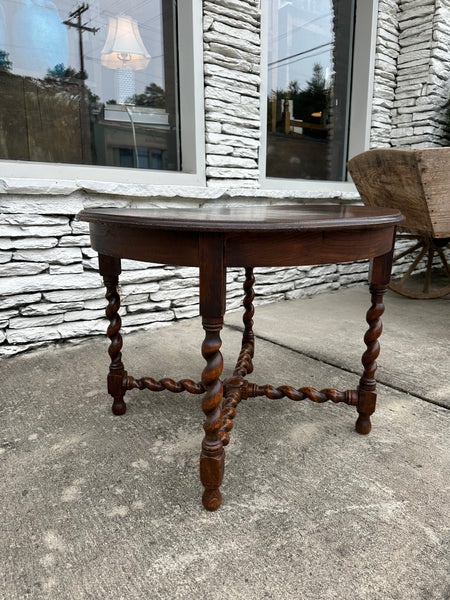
[{"left": 77, "top": 205, "right": 404, "bottom": 511}]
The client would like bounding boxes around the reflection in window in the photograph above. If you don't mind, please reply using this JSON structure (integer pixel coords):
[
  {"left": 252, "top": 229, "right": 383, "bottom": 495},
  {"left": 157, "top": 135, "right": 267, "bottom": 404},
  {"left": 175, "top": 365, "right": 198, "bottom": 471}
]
[
  {"left": 0, "top": 0, "right": 179, "bottom": 171},
  {"left": 266, "top": 0, "right": 355, "bottom": 181}
]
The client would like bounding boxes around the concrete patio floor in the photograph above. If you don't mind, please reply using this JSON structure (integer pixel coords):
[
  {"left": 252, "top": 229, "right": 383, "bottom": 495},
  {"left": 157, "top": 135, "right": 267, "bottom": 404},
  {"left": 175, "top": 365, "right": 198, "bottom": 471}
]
[{"left": 1, "top": 287, "right": 449, "bottom": 600}]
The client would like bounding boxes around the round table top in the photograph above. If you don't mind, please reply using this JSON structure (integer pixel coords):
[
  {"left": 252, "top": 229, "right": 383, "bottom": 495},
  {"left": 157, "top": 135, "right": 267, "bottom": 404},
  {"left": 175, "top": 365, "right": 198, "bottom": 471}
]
[{"left": 78, "top": 204, "right": 404, "bottom": 233}]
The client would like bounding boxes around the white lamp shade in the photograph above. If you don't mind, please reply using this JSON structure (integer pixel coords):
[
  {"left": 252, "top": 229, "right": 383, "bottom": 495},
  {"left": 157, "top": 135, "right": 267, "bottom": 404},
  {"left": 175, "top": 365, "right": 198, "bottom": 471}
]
[{"left": 101, "top": 15, "right": 151, "bottom": 70}]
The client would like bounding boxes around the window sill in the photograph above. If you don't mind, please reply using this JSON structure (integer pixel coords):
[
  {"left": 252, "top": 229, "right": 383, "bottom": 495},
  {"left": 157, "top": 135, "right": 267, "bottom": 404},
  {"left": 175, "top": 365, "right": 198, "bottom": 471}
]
[{"left": 0, "top": 175, "right": 361, "bottom": 208}]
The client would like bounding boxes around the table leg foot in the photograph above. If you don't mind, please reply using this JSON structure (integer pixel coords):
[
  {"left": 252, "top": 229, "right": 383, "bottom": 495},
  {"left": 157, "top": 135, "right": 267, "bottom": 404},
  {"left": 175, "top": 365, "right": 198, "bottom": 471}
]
[
  {"left": 355, "top": 413, "right": 372, "bottom": 435},
  {"left": 355, "top": 389, "right": 376, "bottom": 434},
  {"left": 202, "top": 488, "right": 222, "bottom": 511},
  {"left": 112, "top": 397, "right": 127, "bottom": 415},
  {"left": 200, "top": 451, "right": 224, "bottom": 511}
]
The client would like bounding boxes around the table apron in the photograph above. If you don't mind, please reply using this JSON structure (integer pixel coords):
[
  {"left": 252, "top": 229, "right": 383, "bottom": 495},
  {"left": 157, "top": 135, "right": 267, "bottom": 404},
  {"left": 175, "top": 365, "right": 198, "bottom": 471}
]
[
  {"left": 89, "top": 222, "right": 395, "bottom": 268},
  {"left": 89, "top": 223, "right": 200, "bottom": 266},
  {"left": 224, "top": 227, "right": 395, "bottom": 267}
]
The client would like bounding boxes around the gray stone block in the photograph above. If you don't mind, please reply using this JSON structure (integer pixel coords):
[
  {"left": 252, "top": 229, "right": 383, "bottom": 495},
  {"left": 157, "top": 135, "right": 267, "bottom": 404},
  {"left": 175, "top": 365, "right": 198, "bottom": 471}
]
[
  {"left": 120, "top": 310, "right": 174, "bottom": 327},
  {"left": 1, "top": 214, "right": 69, "bottom": 226},
  {"left": 206, "top": 132, "right": 260, "bottom": 148},
  {"left": 0, "top": 251, "right": 12, "bottom": 263},
  {"left": 0, "top": 237, "right": 58, "bottom": 250},
  {"left": 49, "top": 264, "right": 84, "bottom": 275},
  {"left": 206, "top": 167, "right": 259, "bottom": 179},
  {"left": 1, "top": 293, "right": 42, "bottom": 310},
  {"left": 6, "top": 325, "right": 61, "bottom": 344},
  {"left": 44, "top": 289, "right": 104, "bottom": 303},
  {"left": 20, "top": 302, "right": 85, "bottom": 316},
  {"left": 58, "top": 235, "right": 91, "bottom": 247},
  {"left": 126, "top": 301, "right": 171, "bottom": 314},
  {"left": 150, "top": 287, "right": 198, "bottom": 302},
  {"left": 210, "top": 19, "right": 259, "bottom": 44},
  {"left": 0, "top": 262, "right": 48, "bottom": 276},
  {"left": 13, "top": 247, "right": 82, "bottom": 264},
  {"left": 1, "top": 272, "right": 102, "bottom": 296},
  {"left": 9, "top": 313, "right": 64, "bottom": 330},
  {"left": 206, "top": 155, "right": 257, "bottom": 169},
  {"left": 64, "top": 309, "right": 105, "bottom": 322},
  {"left": 120, "top": 281, "right": 159, "bottom": 296},
  {"left": 173, "top": 305, "right": 199, "bottom": 320},
  {"left": 0, "top": 224, "right": 71, "bottom": 238},
  {"left": 204, "top": 64, "right": 260, "bottom": 86}
]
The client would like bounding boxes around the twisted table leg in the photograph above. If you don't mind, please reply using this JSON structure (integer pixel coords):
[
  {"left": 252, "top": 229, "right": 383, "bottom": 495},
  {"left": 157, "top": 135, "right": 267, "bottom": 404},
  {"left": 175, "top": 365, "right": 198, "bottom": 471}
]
[
  {"left": 220, "top": 267, "right": 256, "bottom": 446},
  {"left": 200, "top": 317, "right": 225, "bottom": 510},
  {"left": 240, "top": 267, "right": 255, "bottom": 374},
  {"left": 199, "top": 234, "right": 226, "bottom": 510},
  {"left": 99, "top": 254, "right": 127, "bottom": 416},
  {"left": 356, "top": 250, "right": 393, "bottom": 434}
]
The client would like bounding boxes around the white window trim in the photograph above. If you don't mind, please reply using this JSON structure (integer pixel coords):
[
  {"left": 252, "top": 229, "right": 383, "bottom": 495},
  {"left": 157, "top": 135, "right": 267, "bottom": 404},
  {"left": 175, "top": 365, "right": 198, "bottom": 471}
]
[
  {"left": 0, "top": 1, "right": 206, "bottom": 188},
  {"left": 259, "top": 0, "right": 379, "bottom": 192}
]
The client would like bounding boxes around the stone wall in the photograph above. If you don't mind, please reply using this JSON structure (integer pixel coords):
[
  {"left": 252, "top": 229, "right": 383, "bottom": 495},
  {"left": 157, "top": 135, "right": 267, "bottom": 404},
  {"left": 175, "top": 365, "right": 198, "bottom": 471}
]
[
  {"left": 371, "top": 0, "right": 400, "bottom": 148},
  {"left": 371, "top": 0, "right": 450, "bottom": 148},
  {"left": 0, "top": 190, "right": 362, "bottom": 358},
  {"left": 203, "top": 0, "right": 261, "bottom": 187}
]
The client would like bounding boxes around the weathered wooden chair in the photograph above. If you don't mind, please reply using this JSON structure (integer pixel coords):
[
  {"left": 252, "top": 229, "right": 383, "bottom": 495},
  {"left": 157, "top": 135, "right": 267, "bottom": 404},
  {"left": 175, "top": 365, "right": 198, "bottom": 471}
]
[{"left": 348, "top": 147, "right": 450, "bottom": 298}]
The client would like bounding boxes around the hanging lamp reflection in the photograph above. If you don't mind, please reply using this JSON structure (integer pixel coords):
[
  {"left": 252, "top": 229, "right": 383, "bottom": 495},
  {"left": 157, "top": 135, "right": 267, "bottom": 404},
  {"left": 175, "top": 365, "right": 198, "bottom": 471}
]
[{"left": 101, "top": 15, "right": 150, "bottom": 70}]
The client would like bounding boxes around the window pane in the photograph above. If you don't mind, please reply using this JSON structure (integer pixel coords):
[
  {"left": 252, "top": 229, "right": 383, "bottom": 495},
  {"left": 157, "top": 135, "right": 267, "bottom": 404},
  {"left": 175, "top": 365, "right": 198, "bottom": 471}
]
[
  {"left": 0, "top": 0, "right": 180, "bottom": 170},
  {"left": 266, "top": 0, "right": 355, "bottom": 181}
]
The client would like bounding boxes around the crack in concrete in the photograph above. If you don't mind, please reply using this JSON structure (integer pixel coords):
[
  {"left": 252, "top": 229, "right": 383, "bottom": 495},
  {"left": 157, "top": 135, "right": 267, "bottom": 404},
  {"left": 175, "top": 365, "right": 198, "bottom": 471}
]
[{"left": 224, "top": 324, "right": 450, "bottom": 411}]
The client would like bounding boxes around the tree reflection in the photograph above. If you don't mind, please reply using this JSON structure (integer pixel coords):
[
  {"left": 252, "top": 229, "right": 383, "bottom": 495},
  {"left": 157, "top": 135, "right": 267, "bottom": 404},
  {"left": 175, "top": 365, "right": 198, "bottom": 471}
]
[
  {"left": 127, "top": 82, "right": 166, "bottom": 108},
  {"left": 269, "top": 62, "right": 329, "bottom": 134}
]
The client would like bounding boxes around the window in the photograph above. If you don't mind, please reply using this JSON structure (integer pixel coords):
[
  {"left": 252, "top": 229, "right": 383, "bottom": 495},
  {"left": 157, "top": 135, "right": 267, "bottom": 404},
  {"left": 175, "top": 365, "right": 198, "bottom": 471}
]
[
  {"left": 0, "top": 0, "right": 204, "bottom": 184},
  {"left": 262, "top": 0, "right": 378, "bottom": 187}
]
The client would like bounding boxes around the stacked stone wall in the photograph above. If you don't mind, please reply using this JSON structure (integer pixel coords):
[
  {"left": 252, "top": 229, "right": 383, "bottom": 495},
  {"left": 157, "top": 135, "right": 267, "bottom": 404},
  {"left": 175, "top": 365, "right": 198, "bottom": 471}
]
[
  {"left": 371, "top": 0, "right": 400, "bottom": 148},
  {"left": 372, "top": 0, "right": 450, "bottom": 148},
  {"left": 0, "top": 189, "right": 364, "bottom": 358},
  {"left": 203, "top": 0, "right": 262, "bottom": 187}
]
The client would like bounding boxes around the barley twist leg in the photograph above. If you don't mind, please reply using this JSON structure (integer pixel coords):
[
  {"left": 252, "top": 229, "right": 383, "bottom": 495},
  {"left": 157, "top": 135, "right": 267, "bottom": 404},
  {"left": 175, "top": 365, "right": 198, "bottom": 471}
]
[
  {"left": 356, "top": 250, "right": 393, "bottom": 434},
  {"left": 219, "top": 268, "right": 256, "bottom": 446},
  {"left": 241, "top": 267, "right": 255, "bottom": 374},
  {"left": 199, "top": 234, "right": 226, "bottom": 510},
  {"left": 99, "top": 254, "right": 127, "bottom": 416},
  {"left": 200, "top": 318, "right": 225, "bottom": 510}
]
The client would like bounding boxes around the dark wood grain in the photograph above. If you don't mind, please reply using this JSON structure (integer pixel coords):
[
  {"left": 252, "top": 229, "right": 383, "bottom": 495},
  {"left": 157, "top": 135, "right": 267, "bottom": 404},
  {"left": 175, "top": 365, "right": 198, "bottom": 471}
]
[
  {"left": 89, "top": 223, "right": 199, "bottom": 266},
  {"left": 79, "top": 204, "right": 404, "bottom": 232},
  {"left": 224, "top": 228, "right": 396, "bottom": 267},
  {"left": 219, "top": 268, "right": 256, "bottom": 449},
  {"left": 98, "top": 254, "right": 127, "bottom": 416},
  {"left": 78, "top": 205, "right": 404, "bottom": 511},
  {"left": 199, "top": 234, "right": 226, "bottom": 510},
  {"left": 82, "top": 208, "right": 403, "bottom": 269},
  {"left": 356, "top": 248, "right": 394, "bottom": 434}
]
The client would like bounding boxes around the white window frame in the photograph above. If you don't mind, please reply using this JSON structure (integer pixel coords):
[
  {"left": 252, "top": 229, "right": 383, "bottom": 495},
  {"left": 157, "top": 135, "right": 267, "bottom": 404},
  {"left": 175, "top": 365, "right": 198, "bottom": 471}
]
[
  {"left": 259, "top": 0, "right": 379, "bottom": 192},
  {"left": 0, "top": 1, "right": 206, "bottom": 187}
]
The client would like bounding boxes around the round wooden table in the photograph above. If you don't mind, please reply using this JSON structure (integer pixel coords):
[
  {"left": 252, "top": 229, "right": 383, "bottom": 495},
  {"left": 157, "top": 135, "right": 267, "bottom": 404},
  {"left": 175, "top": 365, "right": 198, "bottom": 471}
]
[{"left": 77, "top": 204, "right": 404, "bottom": 510}]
